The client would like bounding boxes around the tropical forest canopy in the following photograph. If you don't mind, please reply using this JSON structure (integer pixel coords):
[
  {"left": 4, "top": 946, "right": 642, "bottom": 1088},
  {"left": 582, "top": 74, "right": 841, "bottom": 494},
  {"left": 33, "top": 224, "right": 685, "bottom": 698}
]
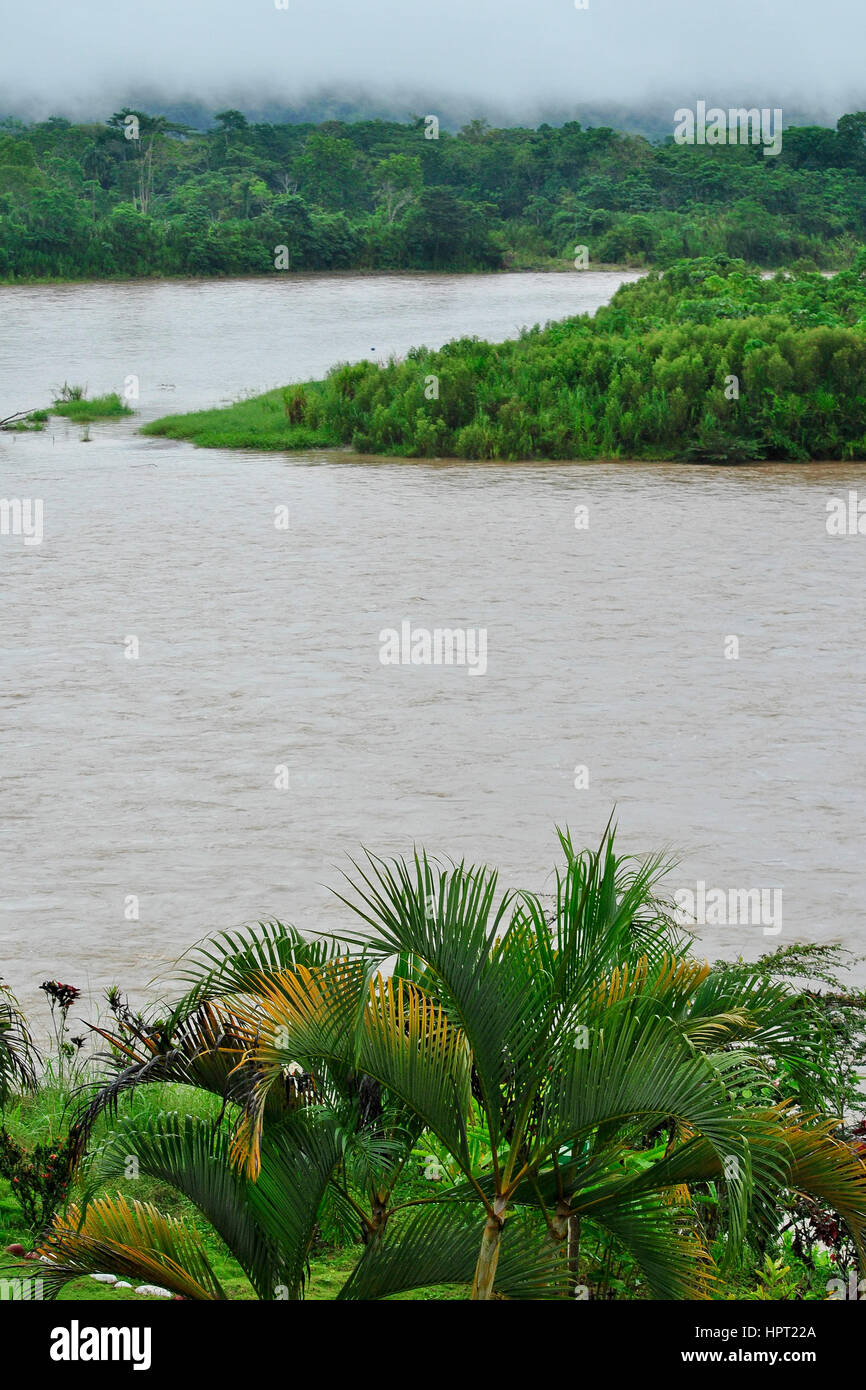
[{"left": 3, "top": 108, "right": 866, "bottom": 278}]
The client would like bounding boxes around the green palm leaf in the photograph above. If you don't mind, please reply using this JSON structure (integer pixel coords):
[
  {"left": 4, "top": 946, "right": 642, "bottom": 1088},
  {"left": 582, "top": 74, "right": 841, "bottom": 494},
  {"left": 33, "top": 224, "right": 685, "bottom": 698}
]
[
  {"left": 338, "top": 1205, "right": 568, "bottom": 1301},
  {"left": 0, "top": 977, "right": 39, "bottom": 1103},
  {"left": 36, "top": 1195, "right": 226, "bottom": 1300},
  {"left": 92, "top": 1113, "right": 281, "bottom": 1298}
]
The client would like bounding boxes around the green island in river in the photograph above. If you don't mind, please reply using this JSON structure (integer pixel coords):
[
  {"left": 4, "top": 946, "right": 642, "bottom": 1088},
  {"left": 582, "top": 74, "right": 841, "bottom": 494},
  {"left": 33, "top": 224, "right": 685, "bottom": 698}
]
[{"left": 146, "top": 255, "right": 866, "bottom": 463}]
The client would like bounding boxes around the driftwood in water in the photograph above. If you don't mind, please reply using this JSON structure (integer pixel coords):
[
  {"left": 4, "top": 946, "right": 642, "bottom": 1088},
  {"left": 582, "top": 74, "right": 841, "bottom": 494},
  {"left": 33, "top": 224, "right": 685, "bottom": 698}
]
[{"left": 0, "top": 408, "right": 40, "bottom": 429}]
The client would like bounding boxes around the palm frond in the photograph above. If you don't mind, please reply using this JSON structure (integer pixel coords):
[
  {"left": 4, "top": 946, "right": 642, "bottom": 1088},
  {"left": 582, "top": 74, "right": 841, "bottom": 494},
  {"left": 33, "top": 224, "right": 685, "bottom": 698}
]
[
  {"left": 246, "top": 1112, "right": 356, "bottom": 1298},
  {"left": 69, "top": 1000, "right": 256, "bottom": 1159},
  {"left": 334, "top": 850, "right": 551, "bottom": 1148},
  {"left": 0, "top": 978, "right": 40, "bottom": 1102},
  {"left": 338, "top": 1205, "right": 568, "bottom": 1300},
  {"left": 37, "top": 1196, "right": 226, "bottom": 1300},
  {"left": 173, "top": 919, "right": 338, "bottom": 1014},
  {"left": 782, "top": 1116, "right": 866, "bottom": 1261},
  {"left": 580, "top": 1193, "right": 716, "bottom": 1300},
  {"left": 230, "top": 957, "right": 367, "bottom": 1175},
  {"left": 91, "top": 1113, "right": 281, "bottom": 1298}
]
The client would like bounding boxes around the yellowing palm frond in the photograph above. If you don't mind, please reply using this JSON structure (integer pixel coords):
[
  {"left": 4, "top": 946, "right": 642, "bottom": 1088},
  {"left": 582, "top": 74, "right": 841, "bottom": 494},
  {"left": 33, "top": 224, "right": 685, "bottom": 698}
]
[
  {"left": 681, "top": 1010, "right": 757, "bottom": 1047},
  {"left": 783, "top": 1117, "right": 866, "bottom": 1261},
  {"left": 38, "top": 1195, "right": 226, "bottom": 1300},
  {"left": 230, "top": 957, "right": 366, "bottom": 1176}
]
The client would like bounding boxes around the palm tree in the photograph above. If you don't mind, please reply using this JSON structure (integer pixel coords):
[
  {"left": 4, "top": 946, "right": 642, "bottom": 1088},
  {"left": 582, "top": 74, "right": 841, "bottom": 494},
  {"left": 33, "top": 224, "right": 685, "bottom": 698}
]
[
  {"left": 22, "top": 827, "right": 866, "bottom": 1301},
  {"left": 0, "top": 977, "right": 39, "bottom": 1108},
  {"left": 47, "top": 927, "right": 427, "bottom": 1299},
  {"left": 231, "top": 826, "right": 864, "bottom": 1298}
]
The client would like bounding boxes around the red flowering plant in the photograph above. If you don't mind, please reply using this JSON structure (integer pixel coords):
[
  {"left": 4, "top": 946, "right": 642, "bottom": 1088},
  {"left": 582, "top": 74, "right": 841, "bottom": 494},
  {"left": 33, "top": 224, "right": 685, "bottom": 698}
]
[{"left": 0, "top": 1126, "right": 76, "bottom": 1239}]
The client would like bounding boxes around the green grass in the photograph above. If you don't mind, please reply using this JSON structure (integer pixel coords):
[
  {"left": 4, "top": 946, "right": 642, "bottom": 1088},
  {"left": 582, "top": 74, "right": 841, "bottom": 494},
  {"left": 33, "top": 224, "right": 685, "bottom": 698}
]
[
  {"left": 52, "top": 392, "right": 133, "bottom": 423},
  {"left": 141, "top": 389, "right": 332, "bottom": 451}
]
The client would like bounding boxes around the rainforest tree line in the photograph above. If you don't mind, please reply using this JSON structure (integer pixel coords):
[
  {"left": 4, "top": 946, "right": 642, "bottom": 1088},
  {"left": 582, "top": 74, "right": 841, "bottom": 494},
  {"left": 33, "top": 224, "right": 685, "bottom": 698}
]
[{"left": 3, "top": 108, "right": 866, "bottom": 279}]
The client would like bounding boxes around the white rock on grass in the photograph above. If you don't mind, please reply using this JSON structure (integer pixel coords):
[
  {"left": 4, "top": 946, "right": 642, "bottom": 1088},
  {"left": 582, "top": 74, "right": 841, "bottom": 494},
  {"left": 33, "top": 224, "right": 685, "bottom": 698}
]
[
  {"left": 135, "top": 1284, "right": 173, "bottom": 1298},
  {"left": 114, "top": 1281, "right": 132, "bottom": 1289},
  {"left": 89, "top": 1273, "right": 118, "bottom": 1284}
]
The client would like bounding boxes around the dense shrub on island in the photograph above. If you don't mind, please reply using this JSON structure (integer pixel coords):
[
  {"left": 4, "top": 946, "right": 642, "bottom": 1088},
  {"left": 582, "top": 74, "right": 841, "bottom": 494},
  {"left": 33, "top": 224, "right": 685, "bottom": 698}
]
[{"left": 146, "top": 254, "right": 866, "bottom": 462}]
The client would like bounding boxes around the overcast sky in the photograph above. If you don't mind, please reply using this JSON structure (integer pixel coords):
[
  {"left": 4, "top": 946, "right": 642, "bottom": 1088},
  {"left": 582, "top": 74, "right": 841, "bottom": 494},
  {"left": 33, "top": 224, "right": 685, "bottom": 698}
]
[{"left": 2, "top": 0, "right": 864, "bottom": 123}]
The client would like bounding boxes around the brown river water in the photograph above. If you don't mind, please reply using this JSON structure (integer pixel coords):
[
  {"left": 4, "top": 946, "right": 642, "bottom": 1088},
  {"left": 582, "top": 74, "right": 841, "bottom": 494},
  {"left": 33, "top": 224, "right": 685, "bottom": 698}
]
[{"left": 1, "top": 270, "right": 865, "bottom": 1023}]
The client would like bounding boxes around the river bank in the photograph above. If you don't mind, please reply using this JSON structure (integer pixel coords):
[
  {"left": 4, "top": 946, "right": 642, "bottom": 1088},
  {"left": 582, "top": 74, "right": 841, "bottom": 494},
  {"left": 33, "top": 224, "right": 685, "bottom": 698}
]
[{"left": 0, "top": 260, "right": 644, "bottom": 289}]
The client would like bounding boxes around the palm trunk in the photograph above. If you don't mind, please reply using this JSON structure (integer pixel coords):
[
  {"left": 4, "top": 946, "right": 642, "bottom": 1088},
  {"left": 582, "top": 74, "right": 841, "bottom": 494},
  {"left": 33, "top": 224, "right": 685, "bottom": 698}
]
[
  {"left": 470, "top": 1198, "right": 507, "bottom": 1300},
  {"left": 549, "top": 1198, "right": 570, "bottom": 1243},
  {"left": 567, "top": 1213, "right": 581, "bottom": 1291},
  {"left": 363, "top": 1191, "right": 389, "bottom": 1252},
  {"left": 546, "top": 1200, "right": 579, "bottom": 1296}
]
